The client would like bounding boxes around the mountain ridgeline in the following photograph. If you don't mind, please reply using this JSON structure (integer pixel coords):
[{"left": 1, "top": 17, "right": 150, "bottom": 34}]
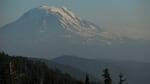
[
  {"left": 2, "top": 52, "right": 149, "bottom": 84},
  {"left": 52, "top": 55, "right": 150, "bottom": 84},
  {"left": 0, "top": 52, "right": 100, "bottom": 84}
]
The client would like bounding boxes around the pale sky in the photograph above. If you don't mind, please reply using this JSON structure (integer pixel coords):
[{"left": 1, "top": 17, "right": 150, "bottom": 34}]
[{"left": 0, "top": 0, "right": 150, "bottom": 40}]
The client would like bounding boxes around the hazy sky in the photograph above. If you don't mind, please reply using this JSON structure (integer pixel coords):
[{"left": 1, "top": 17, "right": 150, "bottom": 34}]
[{"left": 0, "top": 0, "right": 150, "bottom": 40}]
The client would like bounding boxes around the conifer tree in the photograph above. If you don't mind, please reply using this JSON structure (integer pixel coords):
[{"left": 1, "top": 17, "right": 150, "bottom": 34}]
[
  {"left": 102, "top": 68, "right": 112, "bottom": 84},
  {"left": 85, "top": 74, "right": 90, "bottom": 84},
  {"left": 118, "top": 73, "right": 126, "bottom": 84}
]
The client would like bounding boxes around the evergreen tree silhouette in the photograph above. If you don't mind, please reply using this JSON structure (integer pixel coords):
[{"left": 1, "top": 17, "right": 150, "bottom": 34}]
[
  {"left": 85, "top": 74, "right": 90, "bottom": 84},
  {"left": 118, "top": 73, "right": 126, "bottom": 84},
  {"left": 102, "top": 68, "right": 112, "bottom": 84}
]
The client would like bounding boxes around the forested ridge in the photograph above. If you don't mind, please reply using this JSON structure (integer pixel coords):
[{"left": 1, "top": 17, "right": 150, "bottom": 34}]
[
  {"left": 0, "top": 52, "right": 99, "bottom": 84},
  {"left": 0, "top": 52, "right": 128, "bottom": 84}
]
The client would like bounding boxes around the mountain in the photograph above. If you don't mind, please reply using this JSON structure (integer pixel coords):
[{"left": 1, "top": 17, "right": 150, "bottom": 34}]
[
  {"left": 0, "top": 5, "right": 150, "bottom": 62},
  {"left": 52, "top": 55, "right": 150, "bottom": 84},
  {"left": 0, "top": 5, "right": 109, "bottom": 56},
  {"left": 0, "top": 5, "right": 105, "bottom": 43}
]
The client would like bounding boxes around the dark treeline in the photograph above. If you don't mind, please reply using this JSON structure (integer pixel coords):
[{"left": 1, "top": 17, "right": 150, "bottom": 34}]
[
  {"left": 0, "top": 52, "right": 127, "bottom": 84},
  {"left": 0, "top": 52, "right": 100, "bottom": 84}
]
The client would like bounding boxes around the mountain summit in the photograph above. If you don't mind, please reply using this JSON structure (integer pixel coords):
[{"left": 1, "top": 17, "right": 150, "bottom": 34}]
[
  {"left": 14, "top": 5, "right": 106, "bottom": 38},
  {"left": 37, "top": 5, "right": 103, "bottom": 37},
  {"left": 0, "top": 5, "right": 110, "bottom": 57},
  {"left": 0, "top": 5, "right": 115, "bottom": 48}
]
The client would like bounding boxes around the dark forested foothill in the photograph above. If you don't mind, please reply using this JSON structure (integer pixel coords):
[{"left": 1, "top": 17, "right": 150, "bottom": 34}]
[
  {"left": 1, "top": 52, "right": 129, "bottom": 84},
  {"left": 0, "top": 52, "right": 100, "bottom": 84}
]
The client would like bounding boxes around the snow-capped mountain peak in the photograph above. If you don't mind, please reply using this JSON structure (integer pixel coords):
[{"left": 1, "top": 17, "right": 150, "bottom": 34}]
[
  {"left": 35, "top": 5, "right": 106, "bottom": 38},
  {"left": 39, "top": 5, "right": 76, "bottom": 18},
  {"left": 1, "top": 5, "right": 116, "bottom": 45}
]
